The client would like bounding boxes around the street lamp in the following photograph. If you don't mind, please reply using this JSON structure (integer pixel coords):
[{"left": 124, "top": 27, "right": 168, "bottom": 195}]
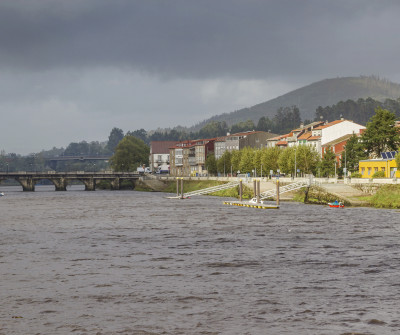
[
  {"left": 293, "top": 146, "right": 297, "bottom": 179},
  {"left": 224, "top": 157, "right": 226, "bottom": 177}
]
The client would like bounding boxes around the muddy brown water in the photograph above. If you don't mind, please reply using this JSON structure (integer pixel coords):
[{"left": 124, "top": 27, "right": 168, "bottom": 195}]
[{"left": 0, "top": 185, "right": 399, "bottom": 334}]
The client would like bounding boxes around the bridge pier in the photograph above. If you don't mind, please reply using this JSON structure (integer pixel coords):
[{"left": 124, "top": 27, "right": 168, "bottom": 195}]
[
  {"left": 18, "top": 177, "right": 35, "bottom": 192},
  {"left": 51, "top": 177, "right": 68, "bottom": 191},
  {"left": 110, "top": 177, "right": 120, "bottom": 190},
  {"left": 82, "top": 178, "right": 96, "bottom": 191}
]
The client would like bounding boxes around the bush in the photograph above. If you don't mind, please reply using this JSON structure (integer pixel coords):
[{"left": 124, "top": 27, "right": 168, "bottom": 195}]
[
  {"left": 370, "top": 185, "right": 400, "bottom": 208},
  {"left": 351, "top": 172, "right": 362, "bottom": 178},
  {"left": 372, "top": 170, "right": 385, "bottom": 178}
]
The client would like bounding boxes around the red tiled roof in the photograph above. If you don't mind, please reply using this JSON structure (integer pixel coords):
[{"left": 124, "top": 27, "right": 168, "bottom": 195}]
[
  {"left": 308, "top": 136, "right": 321, "bottom": 141},
  {"left": 151, "top": 141, "right": 180, "bottom": 153},
  {"left": 270, "top": 133, "right": 290, "bottom": 141},
  {"left": 297, "top": 132, "right": 312, "bottom": 140},
  {"left": 276, "top": 140, "right": 288, "bottom": 146}
]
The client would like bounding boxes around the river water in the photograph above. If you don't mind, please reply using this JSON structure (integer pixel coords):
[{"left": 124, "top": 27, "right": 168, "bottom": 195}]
[{"left": 0, "top": 185, "right": 399, "bottom": 335}]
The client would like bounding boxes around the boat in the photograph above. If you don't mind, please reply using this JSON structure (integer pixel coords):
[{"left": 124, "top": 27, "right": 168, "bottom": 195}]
[
  {"left": 249, "top": 198, "right": 264, "bottom": 205},
  {"left": 328, "top": 200, "right": 344, "bottom": 208},
  {"left": 0, "top": 192, "right": 4, "bottom": 197}
]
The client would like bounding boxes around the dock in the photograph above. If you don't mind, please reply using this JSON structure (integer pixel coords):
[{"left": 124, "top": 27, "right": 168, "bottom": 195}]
[{"left": 223, "top": 201, "right": 279, "bottom": 209}]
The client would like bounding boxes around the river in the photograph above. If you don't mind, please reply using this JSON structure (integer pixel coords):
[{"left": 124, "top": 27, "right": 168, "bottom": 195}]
[{"left": 0, "top": 185, "right": 399, "bottom": 334}]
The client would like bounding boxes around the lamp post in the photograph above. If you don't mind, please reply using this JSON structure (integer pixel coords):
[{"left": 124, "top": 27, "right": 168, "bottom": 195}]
[
  {"left": 224, "top": 158, "right": 226, "bottom": 177},
  {"left": 294, "top": 146, "right": 297, "bottom": 179}
]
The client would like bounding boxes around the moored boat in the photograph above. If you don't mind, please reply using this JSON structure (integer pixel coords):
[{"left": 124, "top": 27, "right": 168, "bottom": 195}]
[{"left": 328, "top": 200, "right": 344, "bottom": 208}]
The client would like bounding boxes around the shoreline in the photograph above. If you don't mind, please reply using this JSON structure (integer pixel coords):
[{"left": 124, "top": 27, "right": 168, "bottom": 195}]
[{"left": 141, "top": 176, "right": 400, "bottom": 209}]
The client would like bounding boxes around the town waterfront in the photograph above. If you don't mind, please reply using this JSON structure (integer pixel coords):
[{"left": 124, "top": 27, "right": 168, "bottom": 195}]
[{"left": 1, "top": 186, "right": 399, "bottom": 334}]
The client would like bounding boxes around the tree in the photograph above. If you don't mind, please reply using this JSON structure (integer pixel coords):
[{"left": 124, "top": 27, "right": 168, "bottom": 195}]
[
  {"left": 273, "top": 106, "right": 301, "bottom": 133},
  {"left": 230, "top": 120, "right": 256, "bottom": 134},
  {"left": 127, "top": 129, "right": 148, "bottom": 144},
  {"left": 296, "top": 145, "right": 320, "bottom": 175},
  {"left": 231, "top": 150, "right": 242, "bottom": 174},
  {"left": 361, "top": 107, "right": 400, "bottom": 156},
  {"left": 260, "top": 147, "right": 281, "bottom": 176},
  {"left": 341, "top": 134, "right": 368, "bottom": 172},
  {"left": 278, "top": 147, "right": 295, "bottom": 175},
  {"left": 319, "top": 148, "right": 336, "bottom": 177},
  {"left": 239, "top": 147, "right": 255, "bottom": 174},
  {"left": 217, "top": 151, "right": 232, "bottom": 175},
  {"left": 279, "top": 146, "right": 319, "bottom": 176},
  {"left": 198, "top": 121, "right": 228, "bottom": 139},
  {"left": 205, "top": 153, "right": 217, "bottom": 175},
  {"left": 253, "top": 150, "right": 262, "bottom": 176},
  {"left": 109, "top": 136, "right": 149, "bottom": 171},
  {"left": 106, "top": 127, "right": 124, "bottom": 153},
  {"left": 256, "top": 116, "right": 274, "bottom": 132}
]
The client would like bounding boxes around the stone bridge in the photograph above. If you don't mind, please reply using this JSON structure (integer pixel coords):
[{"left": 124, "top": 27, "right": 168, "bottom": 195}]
[{"left": 0, "top": 171, "right": 142, "bottom": 191}]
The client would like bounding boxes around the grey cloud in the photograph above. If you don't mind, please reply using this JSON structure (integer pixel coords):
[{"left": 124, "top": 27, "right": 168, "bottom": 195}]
[{"left": 1, "top": 0, "right": 400, "bottom": 80}]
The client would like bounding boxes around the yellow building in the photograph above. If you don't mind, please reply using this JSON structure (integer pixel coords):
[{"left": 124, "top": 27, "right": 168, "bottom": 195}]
[{"left": 359, "top": 159, "right": 399, "bottom": 178}]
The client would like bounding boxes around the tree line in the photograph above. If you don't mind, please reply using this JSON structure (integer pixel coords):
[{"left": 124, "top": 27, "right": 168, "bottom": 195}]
[{"left": 1, "top": 98, "right": 399, "bottom": 173}]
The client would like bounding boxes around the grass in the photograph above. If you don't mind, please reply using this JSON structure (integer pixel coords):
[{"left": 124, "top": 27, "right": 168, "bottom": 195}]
[
  {"left": 369, "top": 185, "right": 400, "bottom": 209},
  {"left": 163, "top": 180, "right": 253, "bottom": 199},
  {"left": 293, "top": 186, "right": 350, "bottom": 205}
]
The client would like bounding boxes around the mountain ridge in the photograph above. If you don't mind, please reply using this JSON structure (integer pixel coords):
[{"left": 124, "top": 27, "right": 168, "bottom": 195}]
[{"left": 189, "top": 76, "right": 400, "bottom": 131}]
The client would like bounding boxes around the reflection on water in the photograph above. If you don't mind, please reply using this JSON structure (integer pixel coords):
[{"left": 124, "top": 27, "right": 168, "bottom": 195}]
[{"left": 0, "top": 186, "right": 399, "bottom": 334}]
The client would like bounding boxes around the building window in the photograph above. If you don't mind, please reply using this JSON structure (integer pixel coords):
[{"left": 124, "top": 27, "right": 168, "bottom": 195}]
[
  {"left": 368, "top": 167, "right": 371, "bottom": 175},
  {"left": 361, "top": 167, "right": 365, "bottom": 175},
  {"left": 374, "top": 167, "right": 378, "bottom": 173}
]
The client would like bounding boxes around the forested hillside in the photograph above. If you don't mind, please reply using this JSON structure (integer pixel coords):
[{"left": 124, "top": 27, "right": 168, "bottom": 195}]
[{"left": 191, "top": 76, "right": 400, "bottom": 130}]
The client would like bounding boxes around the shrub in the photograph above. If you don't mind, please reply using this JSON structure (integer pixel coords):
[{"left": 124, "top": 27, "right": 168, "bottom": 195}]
[
  {"left": 351, "top": 172, "right": 362, "bottom": 178},
  {"left": 372, "top": 170, "right": 385, "bottom": 178}
]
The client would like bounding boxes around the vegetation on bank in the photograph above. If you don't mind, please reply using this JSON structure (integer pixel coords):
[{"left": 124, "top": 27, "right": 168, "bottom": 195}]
[
  {"left": 368, "top": 185, "right": 400, "bottom": 208},
  {"left": 293, "top": 186, "right": 351, "bottom": 206},
  {"left": 161, "top": 179, "right": 254, "bottom": 199}
]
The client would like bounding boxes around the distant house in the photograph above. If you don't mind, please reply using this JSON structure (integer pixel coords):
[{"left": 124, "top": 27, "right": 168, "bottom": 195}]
[
  {"left": 310, "top": 119, "right": 365, "bottom": 153},
  {"left": 359, "top": 151, "right": 399, "bottom": 178},
  {"left": 149, "top": 141, "right": 180, "bottom": 173},
  {"left": 169, "top": 139, "right": 215, "bottom": 176},
  {"left": 268, "top": 119, "right": 366, "bottom": 157},
  {"left": 321, "top": 134, "right": 354, "bottom": 165},
  {"left": 222, "top": 131, "right": 276, "bottom": 154},
  {"left": 214, "top": 136, "right": 227, "bottom": 160}
]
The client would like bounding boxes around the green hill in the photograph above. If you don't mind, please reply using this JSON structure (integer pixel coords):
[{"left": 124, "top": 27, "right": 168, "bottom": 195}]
[{"left": 192, "top": 76, "right": 400, "bottom": 129}]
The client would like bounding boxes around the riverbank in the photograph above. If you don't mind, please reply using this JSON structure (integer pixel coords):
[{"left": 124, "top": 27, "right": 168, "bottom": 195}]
[{"left": 141, "top": 176, "right": 400, "bottom": 209}]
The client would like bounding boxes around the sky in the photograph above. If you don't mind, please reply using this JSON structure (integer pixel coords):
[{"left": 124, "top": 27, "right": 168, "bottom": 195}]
[{"left": 1, "top": 0, "right": 400, "bottom": 154}]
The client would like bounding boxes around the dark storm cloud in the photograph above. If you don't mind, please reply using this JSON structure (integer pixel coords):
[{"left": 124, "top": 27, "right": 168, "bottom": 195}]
[{"left": 1, "top": 0, "right": 400, "bottom": 79}]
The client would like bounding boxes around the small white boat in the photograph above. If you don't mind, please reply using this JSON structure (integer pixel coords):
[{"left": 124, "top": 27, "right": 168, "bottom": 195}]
[
  {"left": 249, "top": 198, "right": 264, "bottom": 205},
  {"left": 0, "top": 192, "right": 4, "bottom": 197}
]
